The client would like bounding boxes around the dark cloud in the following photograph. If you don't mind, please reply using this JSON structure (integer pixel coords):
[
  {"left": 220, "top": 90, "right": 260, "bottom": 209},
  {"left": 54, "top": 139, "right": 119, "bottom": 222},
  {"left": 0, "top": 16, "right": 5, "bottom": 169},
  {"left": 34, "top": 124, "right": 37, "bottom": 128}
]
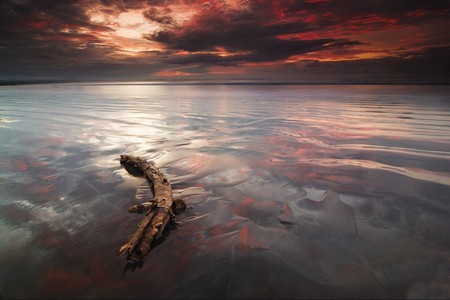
[
  {"left": 145, "top": 9, "right": 287, "bottom": 49},
  {"left": 0, "top": 0, "right": 109, "bottom": 46},
  {"left": 0, "top": 0, "right": 113, "bottom": 72},
  {"left": 0, "top": 0, "right": 448, "bottom": 82},
  {"left": 278, "top": 0, "right": 450, "bottom": 24},
  {"left": 143, "top": 7, "right": 175, "bottom": 25},
  {"left": 164, "top": 38, "right": 362, "bottom": 65},
  {"left": 0, "top": 0, "right": 92, "bottom": 30},
  {"left": 145, "top": 3, "right": 362, "bottom": 63},
  {"left": 166, "top": 53, "right": 238, "bottom": 66},
  {"left": 217, "top": 54, "right": 447, "bottom": 84}
]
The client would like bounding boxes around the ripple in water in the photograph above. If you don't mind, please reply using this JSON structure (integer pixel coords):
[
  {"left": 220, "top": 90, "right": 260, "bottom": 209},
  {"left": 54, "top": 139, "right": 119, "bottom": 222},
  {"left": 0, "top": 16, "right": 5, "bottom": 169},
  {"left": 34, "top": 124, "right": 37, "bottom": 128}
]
[{"left": 0, "top": 83, "right": 449, "bottom": 299}]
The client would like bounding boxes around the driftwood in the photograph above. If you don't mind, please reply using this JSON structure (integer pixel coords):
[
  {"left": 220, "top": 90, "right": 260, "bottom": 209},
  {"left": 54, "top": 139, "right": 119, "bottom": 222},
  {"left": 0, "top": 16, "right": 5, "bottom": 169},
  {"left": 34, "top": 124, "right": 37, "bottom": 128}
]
[{"left": 118, "top": 155, "right": 186, "bottom": 263}]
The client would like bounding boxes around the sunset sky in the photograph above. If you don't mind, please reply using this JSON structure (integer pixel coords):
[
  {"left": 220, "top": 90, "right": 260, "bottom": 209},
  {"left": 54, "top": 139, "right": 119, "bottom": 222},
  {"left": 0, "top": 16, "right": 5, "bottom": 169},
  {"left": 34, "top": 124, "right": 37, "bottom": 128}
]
[{"left": 1, "top": 0, "right": 449, "bottom": 83}]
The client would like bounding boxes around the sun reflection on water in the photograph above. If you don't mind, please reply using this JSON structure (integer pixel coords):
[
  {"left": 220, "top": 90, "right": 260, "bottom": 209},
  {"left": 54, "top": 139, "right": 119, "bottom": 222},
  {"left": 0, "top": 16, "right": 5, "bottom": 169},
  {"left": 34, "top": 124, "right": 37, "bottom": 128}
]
[{"left": 0, "top": 83, "right": 449, "bottom": 299}]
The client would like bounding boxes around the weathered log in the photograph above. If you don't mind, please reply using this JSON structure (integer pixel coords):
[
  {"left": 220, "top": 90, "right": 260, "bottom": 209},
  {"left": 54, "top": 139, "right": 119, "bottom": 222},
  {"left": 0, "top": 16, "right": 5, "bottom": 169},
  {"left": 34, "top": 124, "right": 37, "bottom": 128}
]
[{"left": 118, "top": 154, "right": 183, "bottom": 262}]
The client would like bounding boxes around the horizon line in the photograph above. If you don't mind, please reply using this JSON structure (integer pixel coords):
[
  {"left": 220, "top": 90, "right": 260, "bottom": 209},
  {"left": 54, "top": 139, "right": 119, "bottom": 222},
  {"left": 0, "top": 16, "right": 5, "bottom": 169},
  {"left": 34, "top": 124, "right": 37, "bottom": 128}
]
[{"left": 1, "top": 79, "right": 450, "bottom": 86}]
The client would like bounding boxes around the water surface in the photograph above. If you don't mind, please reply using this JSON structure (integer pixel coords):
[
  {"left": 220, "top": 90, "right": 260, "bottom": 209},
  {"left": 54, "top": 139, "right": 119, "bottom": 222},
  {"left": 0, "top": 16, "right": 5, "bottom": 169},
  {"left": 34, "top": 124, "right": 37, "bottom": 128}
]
[{"left": 0, "top": 83, "right": 449, "bottom": 299}]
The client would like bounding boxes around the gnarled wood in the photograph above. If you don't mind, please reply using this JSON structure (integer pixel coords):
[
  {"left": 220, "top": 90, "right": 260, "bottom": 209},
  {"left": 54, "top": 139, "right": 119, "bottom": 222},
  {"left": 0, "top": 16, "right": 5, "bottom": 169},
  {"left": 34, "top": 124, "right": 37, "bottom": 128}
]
[{"left": 118, "top": 154, "right": 179, "bottom": 262}]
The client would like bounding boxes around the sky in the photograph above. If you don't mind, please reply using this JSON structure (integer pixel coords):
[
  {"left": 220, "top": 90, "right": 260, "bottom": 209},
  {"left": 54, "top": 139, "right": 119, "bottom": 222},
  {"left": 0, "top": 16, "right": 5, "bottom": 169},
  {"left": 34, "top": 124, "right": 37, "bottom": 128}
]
[{"left": 0, "top": 0, "right": 449, "bottom": 83}]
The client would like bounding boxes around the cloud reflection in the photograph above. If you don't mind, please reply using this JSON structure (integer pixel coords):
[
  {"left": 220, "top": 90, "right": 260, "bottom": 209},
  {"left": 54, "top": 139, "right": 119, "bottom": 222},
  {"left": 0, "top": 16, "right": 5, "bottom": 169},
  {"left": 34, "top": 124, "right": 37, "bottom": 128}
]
[{"left": 0, "top": 84, "right": 449, "bottom": 298}]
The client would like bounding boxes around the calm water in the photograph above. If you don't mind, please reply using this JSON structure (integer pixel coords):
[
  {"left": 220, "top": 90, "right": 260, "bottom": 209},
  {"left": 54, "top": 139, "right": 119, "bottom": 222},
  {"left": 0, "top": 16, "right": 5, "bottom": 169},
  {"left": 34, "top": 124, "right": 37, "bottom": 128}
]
[{"left": 0, "top": 83, "right": 449, "bottom": 299}]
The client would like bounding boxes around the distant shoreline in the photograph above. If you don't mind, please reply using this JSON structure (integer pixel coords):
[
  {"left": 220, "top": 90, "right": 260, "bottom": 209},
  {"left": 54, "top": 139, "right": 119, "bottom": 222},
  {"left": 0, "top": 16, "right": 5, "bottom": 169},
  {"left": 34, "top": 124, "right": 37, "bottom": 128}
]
[{"left": 1, "top": 80, "right": 450, "bottom": 86}]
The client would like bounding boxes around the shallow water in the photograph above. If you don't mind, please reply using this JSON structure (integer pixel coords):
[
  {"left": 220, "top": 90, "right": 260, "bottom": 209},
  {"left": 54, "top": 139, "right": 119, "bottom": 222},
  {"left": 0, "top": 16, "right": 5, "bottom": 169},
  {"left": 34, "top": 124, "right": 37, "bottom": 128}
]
[{"left": 0, "top": 83, "right": 449, "bottom": 299}]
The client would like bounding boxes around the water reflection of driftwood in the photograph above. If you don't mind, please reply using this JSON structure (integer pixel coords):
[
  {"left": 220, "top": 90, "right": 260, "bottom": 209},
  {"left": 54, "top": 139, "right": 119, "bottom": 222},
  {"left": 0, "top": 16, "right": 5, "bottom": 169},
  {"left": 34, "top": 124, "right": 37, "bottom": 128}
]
[{"left": 118, "top": 155, "right": 186, "bottom": 274}]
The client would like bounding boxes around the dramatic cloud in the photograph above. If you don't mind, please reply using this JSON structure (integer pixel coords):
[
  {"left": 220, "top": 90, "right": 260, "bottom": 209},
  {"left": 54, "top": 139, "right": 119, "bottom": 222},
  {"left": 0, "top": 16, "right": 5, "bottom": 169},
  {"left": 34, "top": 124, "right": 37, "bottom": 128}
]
[{"left": 0, "top": 0, "right": 448, "bottom": 82}]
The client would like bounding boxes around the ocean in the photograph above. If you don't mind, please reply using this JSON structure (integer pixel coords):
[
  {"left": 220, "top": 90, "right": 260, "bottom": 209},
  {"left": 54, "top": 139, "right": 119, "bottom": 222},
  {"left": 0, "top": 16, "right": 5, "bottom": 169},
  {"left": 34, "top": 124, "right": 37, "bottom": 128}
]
[{"left": 0, "top": 83, "right": 449, "bottom": 299}]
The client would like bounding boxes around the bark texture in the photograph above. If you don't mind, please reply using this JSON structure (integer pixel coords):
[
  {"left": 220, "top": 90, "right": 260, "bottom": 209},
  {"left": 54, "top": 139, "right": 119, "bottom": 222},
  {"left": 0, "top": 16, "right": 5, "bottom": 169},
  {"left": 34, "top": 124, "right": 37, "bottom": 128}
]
[{"left": 118, "top": 154, "right": 177, "bottom": 262}]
